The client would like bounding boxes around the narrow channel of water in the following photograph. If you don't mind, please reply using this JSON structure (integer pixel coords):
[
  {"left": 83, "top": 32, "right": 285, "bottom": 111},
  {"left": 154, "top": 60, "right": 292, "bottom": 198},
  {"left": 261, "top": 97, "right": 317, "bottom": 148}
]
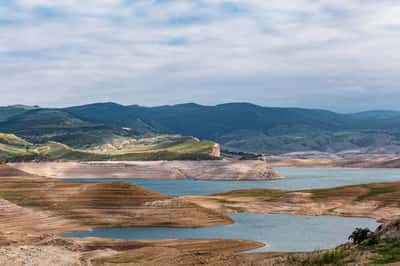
[
  {"left": 63, "top": 213, "right": 379, "bottom": 252},
  {"left": 65, "top": 167, "right": 400, "bottom": 196}
]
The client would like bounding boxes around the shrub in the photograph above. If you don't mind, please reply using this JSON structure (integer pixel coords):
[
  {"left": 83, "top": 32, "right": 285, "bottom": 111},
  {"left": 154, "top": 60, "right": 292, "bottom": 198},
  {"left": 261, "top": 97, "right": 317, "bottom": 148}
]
[
  {"left": 294, "top": 249, "right": 351, "bottom": 266},
  {"left": 349, "top": 228, "right": 377, "bottom": 245}
]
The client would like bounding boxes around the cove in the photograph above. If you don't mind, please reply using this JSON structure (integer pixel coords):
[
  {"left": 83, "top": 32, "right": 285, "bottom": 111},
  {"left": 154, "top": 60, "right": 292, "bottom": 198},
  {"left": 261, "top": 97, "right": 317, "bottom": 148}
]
[{"left": 63, "top": 213, "right": 379, "bottom": 252}]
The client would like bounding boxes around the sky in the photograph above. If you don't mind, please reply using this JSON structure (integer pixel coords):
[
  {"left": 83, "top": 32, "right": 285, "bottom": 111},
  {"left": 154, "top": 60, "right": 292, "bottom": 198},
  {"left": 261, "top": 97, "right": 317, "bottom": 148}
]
[{"left": 1, "top": 0, "right": 400, "bottom": 112}]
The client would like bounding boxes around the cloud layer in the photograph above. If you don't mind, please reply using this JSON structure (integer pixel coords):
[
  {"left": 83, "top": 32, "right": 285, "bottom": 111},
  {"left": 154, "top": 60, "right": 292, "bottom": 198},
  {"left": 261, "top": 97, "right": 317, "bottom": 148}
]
[{"left": 1, "top": 0, "right": 400, "bottom": 111}]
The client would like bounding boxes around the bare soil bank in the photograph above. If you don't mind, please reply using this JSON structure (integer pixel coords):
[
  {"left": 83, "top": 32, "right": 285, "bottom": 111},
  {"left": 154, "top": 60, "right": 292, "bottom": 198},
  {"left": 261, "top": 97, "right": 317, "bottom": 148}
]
[
  {"left": 0, "top": 164, "right": 232, "bottom": 245},
  {"left": 0, "top": 237, "right": 267, "bottom": 266},
  {"left": 9, "top": 160, "right": 284, "bottom": 180},
  {"left": 184, "top": 182, "right": 400, "bottom": 223},
  {"left": 269, "top": 157, "right": 400, "bottom": 168},
  {"left": 1, "top": 164, "right": 399, "bottom": 265},
  {"left": 0, "top": 164, "right": 275, "bottom": 265}
]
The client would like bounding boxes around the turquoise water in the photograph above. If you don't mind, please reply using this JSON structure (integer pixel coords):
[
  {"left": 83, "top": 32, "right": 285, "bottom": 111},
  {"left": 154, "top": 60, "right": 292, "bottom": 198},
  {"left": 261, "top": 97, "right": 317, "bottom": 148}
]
[
  {"left": 63, "top": 213, "right": 379, "bottom": 252},
  {"left": 63, "top": 168, "right": 387, "bottom": 252},
  {"left": 65, "top": 167, "right": 400, "bottom": 196}
]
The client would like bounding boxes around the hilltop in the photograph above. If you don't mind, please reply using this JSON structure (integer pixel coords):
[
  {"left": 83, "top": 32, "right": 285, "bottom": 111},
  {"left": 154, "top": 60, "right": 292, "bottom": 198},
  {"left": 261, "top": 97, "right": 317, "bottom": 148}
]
[
  {"left": 0, "top": 105, "right": 39, "bottom": 122},
  {"left": 0, "top": 108, "right": 141, "bottom": 148}
]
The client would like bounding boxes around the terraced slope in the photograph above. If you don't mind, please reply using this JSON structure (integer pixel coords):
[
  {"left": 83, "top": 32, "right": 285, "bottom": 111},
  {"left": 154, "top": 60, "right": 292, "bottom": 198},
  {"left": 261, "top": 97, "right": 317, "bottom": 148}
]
[
  {"left": 0, "top": 164, "right": 232, "bottom": 244},
  {"left": 0, "top": 164, "right": 265, "bottom": 266},
  {"left": 186, "top": 182, "right": 400, "bottom": 221},
  {"left": 0, "top": 164, "right": 399, "bottom": 265}
]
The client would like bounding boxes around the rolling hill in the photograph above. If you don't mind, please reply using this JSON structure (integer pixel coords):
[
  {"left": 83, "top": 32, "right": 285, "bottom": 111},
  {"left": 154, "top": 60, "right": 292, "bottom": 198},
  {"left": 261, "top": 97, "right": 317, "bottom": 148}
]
[
  {"left": 0, "top": 108, "right": 142, "bottom": 149},
  {"left": 0, "top": 133, "right": 219, "bottom": 162},
  {"left": 352, "top": 110, "right": 400, "bottom": 120},
  {"left": 2, "top": 102, "right": 400, "bottom": 155},
  {"left": 66, "top": 102, "right": 400, "bottom": 154},
  {"left": 0, "top": 105, "right": 39, "bottom": 122}
]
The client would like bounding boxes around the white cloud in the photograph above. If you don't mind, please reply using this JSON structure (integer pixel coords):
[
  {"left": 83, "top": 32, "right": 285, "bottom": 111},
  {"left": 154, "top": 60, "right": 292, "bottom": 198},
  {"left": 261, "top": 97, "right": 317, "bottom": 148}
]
[{"left": 0, "top": 0, "right": 400, "bottom": 111}]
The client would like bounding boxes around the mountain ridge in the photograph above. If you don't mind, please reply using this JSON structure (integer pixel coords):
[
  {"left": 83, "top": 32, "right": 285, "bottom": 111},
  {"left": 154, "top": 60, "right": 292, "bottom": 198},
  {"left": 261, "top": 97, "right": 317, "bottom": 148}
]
[{"left": 2, "top": 102, "right": 400, "bottom": 155}]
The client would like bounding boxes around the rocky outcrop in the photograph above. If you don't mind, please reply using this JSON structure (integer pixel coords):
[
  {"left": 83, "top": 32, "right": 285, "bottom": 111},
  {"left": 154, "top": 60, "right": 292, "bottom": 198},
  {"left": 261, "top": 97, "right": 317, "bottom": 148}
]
[
  {"left": 376, "top": 218, "right": 400, "bottom": 240},
  {"left": 0, "top": 246, "right": 82, "bottom": 266},
  {"left": 209, "top": 143, "right": 221, "bottom": 158}
]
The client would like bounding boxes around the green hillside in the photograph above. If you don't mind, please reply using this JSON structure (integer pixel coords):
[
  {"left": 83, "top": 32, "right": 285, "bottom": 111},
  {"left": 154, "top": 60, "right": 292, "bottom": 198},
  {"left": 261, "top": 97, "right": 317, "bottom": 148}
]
[
  {"left": 352, "top": 110, "right": 400, "bottom": 119},
  {"left": 64, "top": 102, "right": 154, "bottom": 132},
  {"left": 0, "top": 133, "right": 31, "bottom": 147},
  {"left": 3, "top": 102, "right": 400, "bottom": 155},
  {"left": 66, "top": 102, "right": 400, "bottom": 154},
  {"left": 0, "top": 133, "right": 36, "bottom": 162},
  {"left": 0, "top": 134, "right": 219, "bottom": 162},
  {"left": 0, "top": 105, "right": 38, "bottom": 122},
  {"left": 0, "top": 108, "right": 141, "bottom": 148}
]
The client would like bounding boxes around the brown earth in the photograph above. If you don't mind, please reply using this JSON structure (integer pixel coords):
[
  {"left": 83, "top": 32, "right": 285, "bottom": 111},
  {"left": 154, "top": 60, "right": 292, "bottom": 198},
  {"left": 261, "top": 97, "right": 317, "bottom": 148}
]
[
  {"left": 9, "top": 160, "right": 283, "bottom": 180},
  {"left": 0, "top": 237, "right": 270, "bottom": 266},
  {"left": 184, "top": 182, "right": 400, "bottom": 223},
  {"left": 1, "top": 163, "right": 399, "bottom": 265},
  {"left": 0, "top": 164, "right": 268, "bottom": 265},
  {"left": 0, "top": 166, "right": 286, "bottom": 266},
  {"left": 0, "top": 164, "right": 232, "bottom": 245},
  {"left": 269, "top": 157, "right": 400, "bottom": 168},
  {"left": 0, "top": 238, "right": 387, "bottom": 266}
]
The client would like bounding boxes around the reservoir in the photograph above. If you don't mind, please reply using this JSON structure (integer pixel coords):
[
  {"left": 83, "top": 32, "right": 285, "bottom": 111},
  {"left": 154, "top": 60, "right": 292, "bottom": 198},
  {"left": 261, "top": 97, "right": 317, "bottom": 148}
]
[
  {"left": 63, "top": 168, "right": 384, "bottom": 252},
  {"left": 63, "top": 213, "right": 379, "bottom": 252},
  {"left": 66, "top": 167, "right": 400, "bottom": 196}
]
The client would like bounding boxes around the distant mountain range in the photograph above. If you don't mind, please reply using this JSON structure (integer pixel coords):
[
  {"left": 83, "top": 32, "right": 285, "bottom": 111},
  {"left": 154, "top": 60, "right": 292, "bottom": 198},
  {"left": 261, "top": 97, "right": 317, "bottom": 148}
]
[
  {"left": 1, "top": 102, "right": 400, "bottom": 155},
  {"left": 352, "top": 110, "right": 400, "bottom": 120}
]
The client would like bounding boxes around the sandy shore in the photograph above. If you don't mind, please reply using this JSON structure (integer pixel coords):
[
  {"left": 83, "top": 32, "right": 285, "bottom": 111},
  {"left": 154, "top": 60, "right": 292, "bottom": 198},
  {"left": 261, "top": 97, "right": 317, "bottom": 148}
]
[{"left": 9, "top": 160, "right": 284, "bottom": 180}]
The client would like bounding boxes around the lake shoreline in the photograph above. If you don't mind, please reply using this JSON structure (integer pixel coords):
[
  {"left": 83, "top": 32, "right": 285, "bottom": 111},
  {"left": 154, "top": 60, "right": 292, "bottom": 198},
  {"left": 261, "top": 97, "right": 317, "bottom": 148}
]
[
  {"left": 63, "top": 166, "right": 400, "bottom": 196},
  {"left": 184, "top": 181, "right": 400, "bottom": 223},
  {"left": 8, "top": 160, "right": 284, "bottom": 181},
  {"left": 269, "top": 156, "right": 400, "bottom": 168},
  {"left": 62, "top": 213, "right": 379, "bottom": 253},
  {"left": 1, "top": 163, "right": 400, "bottom": 265}
]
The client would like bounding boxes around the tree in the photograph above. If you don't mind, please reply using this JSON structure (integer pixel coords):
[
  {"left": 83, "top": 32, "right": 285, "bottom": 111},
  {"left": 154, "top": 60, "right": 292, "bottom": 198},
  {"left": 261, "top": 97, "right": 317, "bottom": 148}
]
[{"left": 349, "top": 228, "right": 377, "bottom": 245}]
